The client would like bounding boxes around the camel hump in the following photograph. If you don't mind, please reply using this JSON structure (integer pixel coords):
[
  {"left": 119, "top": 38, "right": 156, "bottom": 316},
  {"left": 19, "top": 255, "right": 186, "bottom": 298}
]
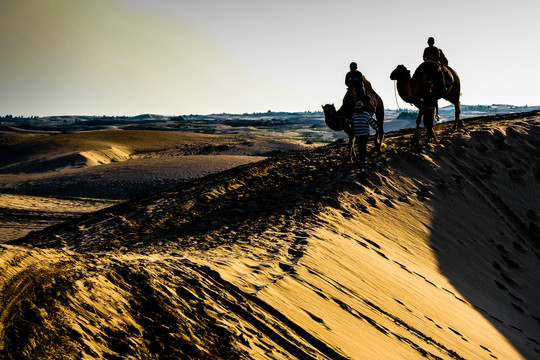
[
  {"left": 416, "top": 61, "right": 454, "bottom": 85},
  {"left": 421, "top": 61, "right": 453, "bottom": 82},
  {"left": 419, "top": 60, "right": 441, "bottom": 71}
]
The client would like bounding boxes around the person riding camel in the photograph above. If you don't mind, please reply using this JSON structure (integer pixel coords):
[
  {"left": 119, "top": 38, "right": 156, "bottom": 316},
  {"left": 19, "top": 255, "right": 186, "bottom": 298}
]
[
  {"left": 345, "top": 62, "right": 370, "bottom": 106},
  {"left": 423, "top": 37, "right": 448, "bottom": 66},
  {"left": 423, "top": 37, "right": 448, "bottom": 91}
]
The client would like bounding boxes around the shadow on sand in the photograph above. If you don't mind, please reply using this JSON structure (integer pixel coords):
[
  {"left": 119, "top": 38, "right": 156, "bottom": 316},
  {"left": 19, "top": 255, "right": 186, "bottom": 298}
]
[{"left": 396, "top": 117, "right": 540, "bottom": 359}]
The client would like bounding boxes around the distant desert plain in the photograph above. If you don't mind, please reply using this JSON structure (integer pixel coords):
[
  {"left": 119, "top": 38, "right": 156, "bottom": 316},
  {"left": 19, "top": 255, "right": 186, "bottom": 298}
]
[{"left": 0, "top": 109, "right": 539, "bottom": 359}]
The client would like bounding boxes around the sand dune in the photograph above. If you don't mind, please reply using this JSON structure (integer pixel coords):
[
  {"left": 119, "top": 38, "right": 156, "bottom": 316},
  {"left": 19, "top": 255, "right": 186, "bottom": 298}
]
[
  {"left": 0, "top": 129, "right": 313, "bottom": 174},
  {"left": 0, "top": 128, "right": 316, "bottom": 239},
  {"left": 1, "top": 112, "right": 539, "bottom": 359},
  {"left": 0, "top": 193, "right": 120, "bottom": 241},
  {"left": 79, "top": 146, "right": 132, "bottom": 167}
]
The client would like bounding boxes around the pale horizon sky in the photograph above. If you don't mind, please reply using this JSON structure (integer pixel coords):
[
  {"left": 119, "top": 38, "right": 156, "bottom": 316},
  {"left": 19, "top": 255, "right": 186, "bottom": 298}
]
[{"left": 1, "top": 0, "right": 539, "bottom": 116}]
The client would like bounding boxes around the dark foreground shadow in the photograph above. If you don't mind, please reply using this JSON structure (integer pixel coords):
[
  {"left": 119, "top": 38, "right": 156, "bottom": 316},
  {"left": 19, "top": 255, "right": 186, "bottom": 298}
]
[{"left": 397, "top": 118, "right": 540, "bottom": 358}]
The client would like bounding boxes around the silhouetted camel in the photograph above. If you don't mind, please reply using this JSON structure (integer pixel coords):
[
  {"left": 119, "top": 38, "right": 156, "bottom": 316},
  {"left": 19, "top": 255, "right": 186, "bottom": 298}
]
[
  {"left": 322, "top": 81, "right": 384, "bottom": 161},
  {"left": 390, "top": 62, "right": 462, "bottom": 146}
]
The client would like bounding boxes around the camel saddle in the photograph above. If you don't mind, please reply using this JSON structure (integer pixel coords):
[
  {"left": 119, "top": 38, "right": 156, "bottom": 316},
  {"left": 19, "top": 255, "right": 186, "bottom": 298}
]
[
  {"left": 425, "top": 60, "right": 454, "bottom": 88},
  {"left": 441, "top": 66, "right": 454, "bottom": 86}
]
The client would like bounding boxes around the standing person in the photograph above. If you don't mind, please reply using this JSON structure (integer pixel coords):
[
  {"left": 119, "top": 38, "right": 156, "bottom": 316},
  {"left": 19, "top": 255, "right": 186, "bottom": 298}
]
[
  {"left": 423, "top": 37, "right": 448, "bottom": 66},
  {"left": 350, "top": 101, "right": 379, "bottom": 165}
]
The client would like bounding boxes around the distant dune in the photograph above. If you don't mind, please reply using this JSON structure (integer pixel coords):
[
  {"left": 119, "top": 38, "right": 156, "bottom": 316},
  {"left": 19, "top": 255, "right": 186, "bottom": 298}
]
[
  {"left": 1, "top": 112, "right": 539, "bottom": 359},
  {"left": 0, "top": 128, "right": 318, "bottom": 239}
]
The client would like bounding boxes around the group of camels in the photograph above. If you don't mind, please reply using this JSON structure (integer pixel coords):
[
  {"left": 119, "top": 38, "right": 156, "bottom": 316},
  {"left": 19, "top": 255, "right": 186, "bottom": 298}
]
[{"left": 323, "top": 61, "right": 462, "bottom": 160}]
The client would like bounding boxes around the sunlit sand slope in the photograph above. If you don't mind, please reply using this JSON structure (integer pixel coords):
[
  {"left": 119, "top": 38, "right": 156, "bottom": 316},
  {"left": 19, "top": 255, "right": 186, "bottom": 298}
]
[{"left": 2, "top": 112, "right": 539, "bottom": 359}]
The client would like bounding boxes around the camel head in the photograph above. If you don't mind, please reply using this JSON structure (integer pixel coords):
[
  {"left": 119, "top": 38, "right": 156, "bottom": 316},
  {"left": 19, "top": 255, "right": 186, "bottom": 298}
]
[
  {"left": 322, "top": 104, "right": 336, "bottom": 118},
  {"left": 390, "top": 65, "right": 410, "bottom": 81},
  {"left": 322, "top": 103, "right": 347, "bottom": 131}
]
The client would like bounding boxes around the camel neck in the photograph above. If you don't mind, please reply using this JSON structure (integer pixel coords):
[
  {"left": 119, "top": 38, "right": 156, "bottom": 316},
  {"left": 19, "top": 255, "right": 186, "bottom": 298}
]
[{"left": 396, "top": 78, "right": 415, "bottom": 104}]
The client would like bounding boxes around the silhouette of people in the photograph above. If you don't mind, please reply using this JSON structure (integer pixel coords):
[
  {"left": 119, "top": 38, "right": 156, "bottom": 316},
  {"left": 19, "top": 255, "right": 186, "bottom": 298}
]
[
  {"left": 423, "top": 37, "right": 448, "bottom": 93},
  {"left": 345, "top": 62, "right": 370, "bottom": 107},
  {"left": 350, "top": 101, "right": 379, "bottom": 165},
  {"left": 423, "top": 37, "right": 448, "bottom": 66}
]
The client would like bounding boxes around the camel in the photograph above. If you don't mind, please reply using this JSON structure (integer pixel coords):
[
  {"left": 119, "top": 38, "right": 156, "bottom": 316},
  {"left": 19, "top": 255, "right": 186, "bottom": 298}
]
[
  {"left": 322, "top": 81, "right": 384, "bottom": 161},
  {"left": 390, "top": 62, "right": 462, "bottom": 145}
]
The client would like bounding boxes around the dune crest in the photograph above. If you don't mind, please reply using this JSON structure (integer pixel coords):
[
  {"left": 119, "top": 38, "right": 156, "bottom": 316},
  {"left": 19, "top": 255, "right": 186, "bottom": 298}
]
[{"left": 79, "top": 146, "right": 132, "bottom": 167}]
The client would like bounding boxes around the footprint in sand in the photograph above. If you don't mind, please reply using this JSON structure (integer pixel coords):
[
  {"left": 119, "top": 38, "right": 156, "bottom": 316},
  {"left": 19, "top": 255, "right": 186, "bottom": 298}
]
[
  {"left": 382, "top": 198, "right": 394, "bottom": 208},
  {"left": 495, "top": 280, "right": 507, "bottom": 290},
  {"left": 500, "top": 272, "right": 517, "bottom": 286},
  {"left": 491, "top": 129, "right": 506, "bottom": 143},
  {"left": 304, "top": 310, "right": 331, "bottom": 330},
  {"left": 506, "top": 127, "right": 520, "bottom": 138},
  {"left": 493, "top": 134, "right": 508, "bottom": 151},
  {"left": 508, "top": 292, "right": 523, "bottom": 303},
  {"left": 397, "top": 194, "right": 411, "bottom": 204},
  {"left": 416, "top": 185, "right": 432, "bottom": 198},
  {"left": 394, "top": 299, "right": 413, "bottom": 313},
  {"left": 424, "top": 316, "right": 443, "bottom": 329},
  {"left": 479, "top": 345, "right": 496, "bottom": 358},
  {"left": 287, "top": 248, "right": 303, "bottom": 259},
  {"left": 278, "top": 262, "right": 295, "bottom": 273},
  {"left": 352, "top": 203, "right": 370, "bottom": 213},
  {"left": 512, "top": 241, "right": 525, "bottom": 252},
  {"left": 511, "top": 303, "right": 524, "bottom": 313},
  {"left": 448, "top": 327, "right": 468, "bottom": 342},
  {"left": 393, "top": 261, "right": 413, "bottom": 274},
  {"left": 501, "top": 254, "right": 520, "bottom": 268},
  {"left": 363, "top": 238, "right": 381, "bottom": 249},
  {"left": 475, "top": 143, "right": 490, "bottom": 153},
  {"left": 365, "top": 196, "right": 377, "bottom": 207}
]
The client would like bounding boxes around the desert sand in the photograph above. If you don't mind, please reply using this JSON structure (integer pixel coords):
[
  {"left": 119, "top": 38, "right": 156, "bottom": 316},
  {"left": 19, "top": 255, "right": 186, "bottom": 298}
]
[
  {"left": 0, "top": 128, "right": 318, "bottom": 241},
  {"left": 0, "top": 112, "right": 539, "bottom": 359}
]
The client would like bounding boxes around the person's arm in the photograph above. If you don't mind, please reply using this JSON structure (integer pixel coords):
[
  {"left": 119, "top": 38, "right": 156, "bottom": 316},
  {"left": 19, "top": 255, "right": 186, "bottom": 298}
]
[{"left": 368, "top": 114, "right": 379, "bottom": 132}]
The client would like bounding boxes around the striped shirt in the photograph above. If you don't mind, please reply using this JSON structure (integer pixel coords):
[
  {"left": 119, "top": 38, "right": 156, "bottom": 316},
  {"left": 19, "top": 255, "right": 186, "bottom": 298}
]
[{"left": 350, "top": 111, "right": 379, "bottom": 137}]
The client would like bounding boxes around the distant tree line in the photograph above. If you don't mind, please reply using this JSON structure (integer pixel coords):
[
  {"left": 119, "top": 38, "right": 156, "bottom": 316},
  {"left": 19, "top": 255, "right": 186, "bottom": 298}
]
[{"left": 1, "top": 115, "right": 39, "bottom": 121}]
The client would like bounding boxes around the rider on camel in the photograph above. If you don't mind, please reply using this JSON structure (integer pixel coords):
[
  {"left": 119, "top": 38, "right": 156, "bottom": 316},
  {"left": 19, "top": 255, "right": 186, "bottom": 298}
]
[
  {"left": 345, "top": 62, "right": 370, "bottom": 106},
  {"left": 423, "top": 37, "right": 449, "bottom": 119},
  {"left": 423, "top": 37, "right": 448, "bottom": 92},
  {"left": 423, "top": 37, "right": 448, "bottom": 66}
]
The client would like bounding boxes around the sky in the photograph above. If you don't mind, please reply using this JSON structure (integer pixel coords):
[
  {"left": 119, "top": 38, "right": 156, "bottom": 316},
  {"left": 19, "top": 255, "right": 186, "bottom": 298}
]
[{"left": 1, "top": 0, "right": 539, "bottom": 116}]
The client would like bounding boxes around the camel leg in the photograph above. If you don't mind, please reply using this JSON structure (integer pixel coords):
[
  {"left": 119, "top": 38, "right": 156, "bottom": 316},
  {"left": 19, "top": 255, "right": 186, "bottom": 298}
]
[
  {"left": 374, "top": 131, "right": 384, "bottom": 152},
  {"left": 411, "top": 111, "right": 422, "bottom": 147},
  {"left": 375, "top": 106, "right": 385, "bottom": 152},
  {"left": 454, "top": 101, "right": 463, "bottom": 129},
  {"left": 424, "top": 110, "right": 438, "bottom": 143},
  {"left": 348, "top": 135, "right": 356, "bottom": 162}
]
